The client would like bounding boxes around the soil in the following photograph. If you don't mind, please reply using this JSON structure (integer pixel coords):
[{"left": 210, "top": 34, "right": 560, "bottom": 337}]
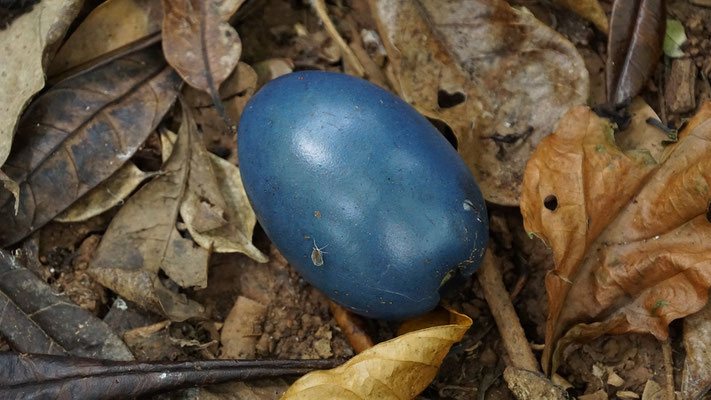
[{"left": 2, "top": 0, "right": 710, "bottom": 399}]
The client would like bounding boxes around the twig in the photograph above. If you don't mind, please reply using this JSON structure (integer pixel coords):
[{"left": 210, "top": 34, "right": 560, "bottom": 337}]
[
  {"left": 328, "top": 300, "right": 374, "bottom": 353},
  {"left": 310, "top": 0, "right": 365, "bottom": 77},
  {"left": 661, "top": 338, "right": 675, "bottom": 400},
  {"left": 477, "top": 243, "right": 539, "bottom": 372}
]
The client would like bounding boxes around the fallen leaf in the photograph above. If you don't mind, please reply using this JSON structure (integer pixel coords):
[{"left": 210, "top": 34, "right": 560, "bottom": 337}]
[
  {"left": 0, "top": 170, "right": 19, "bottom": 214},
  {"left": 162, "top": 0, "right": 244, "bottom": 117},
  {"left": 55, "top": 161, "right": 156, "bottom": 222},
  {"left": 681, "top": 301, "right": 711, "bottom": 400},
  {"left": 0, "top": 0, "right": 82, "bottom": 168},
  {"left": 281, "top": 307, "right": 471, "bottom": 399},
  {"left": 641, "top": 379, "right": 665, "bottom": 400},
  {"left": 183, "top": 62, "right": 258, "bottom": 163},
  {"left": 504, "top": 367, "right": 571, "bottom": 400},
  {"left": 553, "top": 0, "right": 609, "bottom": 33},
  {"left": 0, "top": 352, "right": 339, "bottom": 399},
  {"left": 0, "top": 249, "right": 133, "bottom": 361},
  {"left": 520, "top": 102, "right": 711, "bottom": 374},
  {"left": 0, "top": 46, "right": 182, "bottom": 246},
  {"left": 606, "top": 0, "right": 666, "bottom": 105},
  {"left": 220, "top": 296, "right": 268, "bottom": 359},
  {"left": 184, "top": 152, "right": 267, "bottom": 261},
  {"left": 90, "top": 105, "right": 209, "bottom": 321},
  {"left": 371, "top": 0, "right": 589, "bottom": 205},
  {"left": 663, "top": 19, "right": 687, "bottom": 59},
  {"left": 252, "top": 58, "right": 295, "bottom": 89},
  {"left": 162, "top": 110, "right": 268, "bottom": 262},
  {"left": 49, "top": 0, "right": 163, "bottom": 76}
]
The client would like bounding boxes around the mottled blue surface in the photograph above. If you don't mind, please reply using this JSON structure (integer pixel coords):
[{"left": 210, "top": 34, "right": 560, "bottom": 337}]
[{"left": 238, "top": 71, "right": 488, "bottom": 320}]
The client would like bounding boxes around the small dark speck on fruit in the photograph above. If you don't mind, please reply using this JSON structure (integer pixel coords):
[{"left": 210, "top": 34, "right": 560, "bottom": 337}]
[
  {"left": 314, "top": 210, "right": 321, "bottom": 218},
  {"left": 424, "top": 259, "right": 431, "bottom": 263}
]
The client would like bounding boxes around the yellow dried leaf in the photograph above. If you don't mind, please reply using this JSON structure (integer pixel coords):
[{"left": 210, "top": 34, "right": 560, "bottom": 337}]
[
  {"left": 552, "top": 0, "right": 609, "bottom": 33},
  {"left": 520, "top": 102, "right": 711, "bottom": 374},
  {"left": 49, "top": 0, "right": 163, "bottom": 76},
  {"left": 55, "top": 161, "right": 154, "bottom": 222},
  {"left": 282, "top": 308, "right": 471, "bottom": 399}
]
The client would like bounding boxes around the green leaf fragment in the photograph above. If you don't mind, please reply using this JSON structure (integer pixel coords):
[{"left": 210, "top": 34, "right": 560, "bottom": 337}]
[{"left": 663, "top": 19, "right": 687, "bottom": 58}]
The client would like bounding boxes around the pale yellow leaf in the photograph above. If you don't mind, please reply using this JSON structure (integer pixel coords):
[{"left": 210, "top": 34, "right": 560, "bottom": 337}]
[
  {"left": 282, "top": 308, "right": 471, "bottom": 400},
  {"left": 552, "top": 0, "right": 609, "bottom": 33},
  {"left": 49, "top": 0, "right": 163, "bottom": 76},
  {"left": 55, "top": 161, "right": 154, "bottom": 222}
]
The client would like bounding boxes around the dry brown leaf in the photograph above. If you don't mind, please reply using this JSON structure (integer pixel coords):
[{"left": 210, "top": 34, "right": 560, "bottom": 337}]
[
  {"left": 0, "top": 46, "right": 182, "bottom": 246},
  {"left": 49, "top": 0, "right": 163, "bottom": 76},
  {"left": 503, "top": 367, "right": 570, "bottom": 400},
  {"left": 220, "top": 296, "right": 267, "bottom": 359},
  {"left": 553, "top": 0, "right": 609, "bottom": 33},
  {"left": 90, "top": 105, "right": 208, "bottom": 321},
  {"left": 180, "top": 132, "right": 268, "bottom": 262},
  {"left": 0, "top": 0, "right": 81, "bottom": 168},
  {"left": 0, "top": 170, "right": 19, "bottom": 215},
  {"left": 161, "top": 0, "right": 243, "bottom": 92},
  {"left": 55, "top": 162, "right": 155, "bottom": 222},
  {"left": 281, "top": 308, "right": 471, "bottom": 399},
  {"left": 161, "top": 96, "right": 266, "bottom": 262},
  {"left": 606, "top": 0, "right": 665, "bottom": 105},
  {"left": 183, "top": 62, "right": 258, "bottom": 163},
  {"left": 520, "top": 102, "right": 711, "bottom": 374},
  {"left": 682, "top": 302, "right": 711, "bottom": 400},
  {"left": 371, "top": 0, "right": 589, "bottom": 205}
]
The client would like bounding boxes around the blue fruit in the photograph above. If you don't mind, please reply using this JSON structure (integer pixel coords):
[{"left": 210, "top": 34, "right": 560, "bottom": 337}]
[{"left": 238, "top": 71, "right": 488, "bottom": 319}]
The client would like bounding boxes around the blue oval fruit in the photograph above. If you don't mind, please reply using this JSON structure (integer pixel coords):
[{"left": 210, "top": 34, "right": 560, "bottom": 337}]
[{"left": 238, "top": 71, "right": 488, "bottom": 319}]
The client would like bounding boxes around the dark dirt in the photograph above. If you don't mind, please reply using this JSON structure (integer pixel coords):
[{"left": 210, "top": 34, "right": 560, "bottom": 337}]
[{"left": 1, "top": 0, "right": 709, "bottom": 399}]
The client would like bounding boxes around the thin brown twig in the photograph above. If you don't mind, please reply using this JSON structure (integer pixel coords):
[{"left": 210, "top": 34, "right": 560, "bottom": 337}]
[
  {"left": 310, "top": 0, "right": 365, "bottom": 77},
  {"left": 661, "top": 338, "right": 675, "bottom": 400},
  {"left": 328, "top": 300, "right": 374, "bottom": 354},
  {"left": 477, "top": 243, "right": 539, "bottom": 372}
]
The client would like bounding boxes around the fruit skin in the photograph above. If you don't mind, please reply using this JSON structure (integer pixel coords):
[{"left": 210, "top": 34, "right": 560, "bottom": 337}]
[{"left": 238, "top": 71, "right": 488, "bottom": 320}]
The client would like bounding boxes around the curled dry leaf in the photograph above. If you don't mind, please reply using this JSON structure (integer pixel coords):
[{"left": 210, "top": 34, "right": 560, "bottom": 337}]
[
  {"left": 552, "top": 0, "right": 609, "bottom": 33},
  {"left": 180, "top": 129, "right": 268, "bottom": 262},
  {"left": 49, "top": 0, "right": 163, "bottom": 76},
  {"left": 0, "top": 0, "right": 82, "bottom": 168},
  {"left": 371, "top": 0, "right": 589, "bottom": 205},
  {"left": 161, "top": 115, "right": 267, "bottom": 262},
  {"left": 161, "top": 0, "right": 243, "bottom": 93},
  {"left": 0, "top": 46, "right": 182, "bottom": 246},
  {"left": 0, "top": 250, "right": 133, "bottom": 361},
  {"left": 606, "top": 0, "right": 666, "bottom": 105},
  {"left": 90, "top": 106, "right": 208, "bottom": 321},
  {"left": 681, "top": 302, "right": 711, "bottom": 400},
  {"left": 520, "top": 102, "right": 711, "bottom": 374},
  {"left": 55, "top": 162, "right": 155, "bottom": 222},
  {"left": 282, "top": 308, "right": 471, "bottom": 399}
]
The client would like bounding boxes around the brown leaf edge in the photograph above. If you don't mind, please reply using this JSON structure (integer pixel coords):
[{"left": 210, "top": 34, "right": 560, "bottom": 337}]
[
  {"left": 521, "top": 102, "right": 711, "bottom": 374},
  {"left": 606, "top": 0, "right": 666, "bottom": 104}
]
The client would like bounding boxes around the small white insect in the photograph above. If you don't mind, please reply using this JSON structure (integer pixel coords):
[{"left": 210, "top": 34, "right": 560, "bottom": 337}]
[{"left": 311, "top": 239, "right": 328, "bottom": 266}]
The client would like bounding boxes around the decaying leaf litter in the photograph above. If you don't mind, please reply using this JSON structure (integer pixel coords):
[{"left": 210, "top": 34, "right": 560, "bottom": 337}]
[{"left": 0, "top": 0, "right": 710, "bottom": 399}]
